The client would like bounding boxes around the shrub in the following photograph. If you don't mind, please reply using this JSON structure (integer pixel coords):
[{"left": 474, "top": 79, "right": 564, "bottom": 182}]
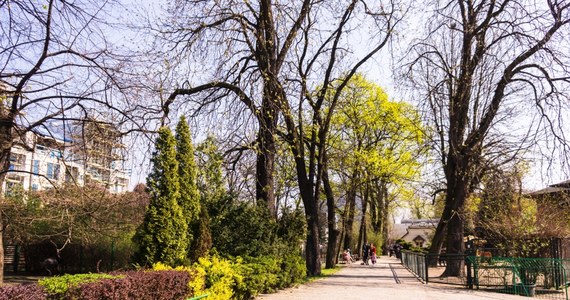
[
  {"left": 36, "top": 270, "right": 190, "bottom": 300},
  {"left": 191, "top": 255, "right": 242, "bottom": 300},
  {"left": 396, "top": 239, "right": 414, "bottom": 250},
  {"left": 410, "top": 246, "right": 428, "bottom": 254},
  {"left": 231, "top": 253, "right": 305, "bottom": 300},
  {"left": 66, "top": 270, "right": 191, "bottom": 300},
  {"left": 234, "top": 256, "right": 281, "bottom": 299},
  {"left": 153, "top": 262, "right": 204, "bottom": 297},
  {"left": 0, "top": 283, "right": 46, "bottom": 300},
  {"left": 177, "top": 253, "right": 306, "bottom": 300},
  {"left": 209, "top": 201, "right": 277, "bottom": 258},
  {"left": 39, "top": 273, "right": 120, "bottom": 297},
  {"left": 278, "top": 251, "right": 306, "bottom": 288},
  {"left": 23, "top": 253, "right": 305, "bottom": 300}
]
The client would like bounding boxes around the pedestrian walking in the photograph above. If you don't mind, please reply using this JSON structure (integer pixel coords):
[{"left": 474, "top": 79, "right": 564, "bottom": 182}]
[
  {"left": 361, "top": 241, "right": 370, "bottom": 265},
  {"left": 370, "top": 243, "right": 377, "bottom": 265}
]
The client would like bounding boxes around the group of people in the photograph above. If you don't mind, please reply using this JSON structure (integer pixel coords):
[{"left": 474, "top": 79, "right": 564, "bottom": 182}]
[
  {"left": 389, "top": 243, "right": 403, "bottom": 259},
  {"left": 341, "top": 241, "right": 405, "bottom": 265},
  {"left": 342, "top": 249, "right": 354, "bottom": 263},
  {"left": 342, "top": 241, "right": 377, "bottom": 265},
  {"left": 361, "top": 241, "right": 377, "bottom": 265}
]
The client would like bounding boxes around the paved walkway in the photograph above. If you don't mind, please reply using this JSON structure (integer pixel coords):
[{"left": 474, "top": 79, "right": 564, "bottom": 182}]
[{"left": 256, "top": 256, "right": 528, "bottom": 300}]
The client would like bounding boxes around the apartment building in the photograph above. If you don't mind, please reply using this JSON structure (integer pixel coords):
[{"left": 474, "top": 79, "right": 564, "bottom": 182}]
[{"left": 3, "top": 121, "right": 130, "bottom": 194}]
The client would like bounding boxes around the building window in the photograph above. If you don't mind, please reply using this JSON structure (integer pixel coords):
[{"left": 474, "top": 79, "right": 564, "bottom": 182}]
[
  {"left": 50, "top": 150, "right": 62, "bottom": 158},
  {"left": 65, "top": 169, "right": 72, "bottom": 182},
  {"left": 5, "top": 176, "right": 24, "bottom": 196},
  {"left": 32, "top": 184, "right": 39, "bottom": 191},
  {"left": 8, "top": 153, "right": 25, "bottom": 171},
  {"left": 33, "top": 160, "right": 40, "bottom": 175},
  {"left": 47, "top": 163, "right": 59, "bottom": 180},
  {"left": 47, "top": 163, "right": 53, "bottom": 178},
  {"left": 54, "top": 164, "right": 60, "bottom": 180}
]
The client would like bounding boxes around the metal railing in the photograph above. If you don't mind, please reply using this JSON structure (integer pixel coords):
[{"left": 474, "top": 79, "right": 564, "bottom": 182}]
[
  {"left": 401, "top": 251, "right": 428, "bottom": 283},
  {"left": 402, "top": 251, "right": 570, "bottom": 299},
  {"left": 402, "top": 251, "right": 469, "bottom": 285},
  {"left": 468, "top": 256, "right": 570, "bottom": 299}
]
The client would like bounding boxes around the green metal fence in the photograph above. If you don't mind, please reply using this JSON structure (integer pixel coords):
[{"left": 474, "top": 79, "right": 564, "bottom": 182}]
[
  {"left": 401, "top": 251, "right": 428, "bottom": 283},
  {"left": 468, "top": 256, "right": 569, "bottom": 299},
  {"left": 401, "top": 251, "right": 469, "bottom": 285},
  {"left": 402, "top": 251, "right": 570, "bottom": 299}
]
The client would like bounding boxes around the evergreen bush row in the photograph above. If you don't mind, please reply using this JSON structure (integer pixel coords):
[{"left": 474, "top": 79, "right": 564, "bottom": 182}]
[
  {"left": 0, "top": 271, "right": 189, "bottom": 300},
  {"left": 155, "top": 254, "right": 306, "bottom": 300},
  {"left": 0, "top": 254, "right": 306, "bottom": 300}
]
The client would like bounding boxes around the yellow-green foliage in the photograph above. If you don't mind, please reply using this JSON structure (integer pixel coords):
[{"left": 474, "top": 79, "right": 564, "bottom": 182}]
[
  {"left": 188, "top": 264, "right": 207, "bottom": 297},
  {"left": 153, "top": 253, "right": 306, "bottom": 300},
  {"left": 194, "top": 255, "right": 242, "bottom": 300},
  {"left": 329, "top": 73, "right": 425, "bottom": 201},
  {"left": 235, "top": 256, "right": 280, "bottom": 295},
  {"left": 153, "top": 261, "right": 205, "bottom": 297},
  {"left": 155, "top": 256, "right": 242, "bottom": 300},
  {"left": 39, "top": 273, "right": 121, "bottom": 296}
]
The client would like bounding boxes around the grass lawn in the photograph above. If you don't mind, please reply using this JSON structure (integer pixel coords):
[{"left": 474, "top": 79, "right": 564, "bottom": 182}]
[{"left": 304, "top": 265, "right": 342, "bottom": 283}]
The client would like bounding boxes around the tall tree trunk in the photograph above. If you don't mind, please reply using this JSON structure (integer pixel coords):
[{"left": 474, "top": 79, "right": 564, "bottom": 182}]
[
  {"left": 336, "top": 228, "right": 344, "bottom": 263},
  {"left": 357, "top": 185, "right": 368, "bottom": 256},
  {"left": 379, "top": 181, "right": 390, "bottom": 255},
  {"left": 381, "top": 212, "right": 389, "bottom": 255},
  {"left": 337, "top": 208, "right": 346, "bottom": 259},
  {"left": 440, "top": 153, "right": 470, "bottom": 276},
  {"left": 0, "top": 212, "right": 3, "bottom": 284},
  {"left": 342, "top": 176, "right": 357, "bottom": 252},
  {"left": 255, "top": 83, "right": 279, "bottom": 218},
  {"left": 300, "top": 183, "right": 321, "bottom": 275},
  {"left": 429, "top": 201, "right": 452, "bottom": 255},
  {"left": 370, "top": 184, "right": 378, "bottom": 232},
  {"left": 323, "top": 157, "right": 339, "bottom": 268},
  {"left": 0, "top": 118, "right": 14, "bottom": 284},
  {"left": 255, "top": 127, "right": 276, "bottom": 217},
  {"left": 443, "top": 203, "right": 465, "bottom": 276},
  {"left": 284, "top": 118, "right": 322, "bottom": 275},
  {"left": 357, "top": 220, "right": 364, "bottom": 257}
]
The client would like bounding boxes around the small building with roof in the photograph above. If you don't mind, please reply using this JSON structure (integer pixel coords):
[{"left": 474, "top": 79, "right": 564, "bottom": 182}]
[
  {"left": 391, "top": 219, "right": 438, "bottom": 248},
  {"left": 527, "top": 179, "right": 570, "bottom": 203}
]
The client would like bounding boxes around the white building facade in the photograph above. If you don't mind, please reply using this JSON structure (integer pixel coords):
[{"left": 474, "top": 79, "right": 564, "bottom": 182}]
[{"left": 3, "top": 124, "right": 129, "bottom": 194}]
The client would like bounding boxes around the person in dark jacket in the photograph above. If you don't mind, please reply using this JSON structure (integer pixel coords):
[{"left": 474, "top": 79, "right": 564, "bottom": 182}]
[{"left": 361, "top": 242, "right": 371, "bottom": 265}]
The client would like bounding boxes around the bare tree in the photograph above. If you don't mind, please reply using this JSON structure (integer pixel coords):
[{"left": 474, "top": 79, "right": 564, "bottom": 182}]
[
  {"left": 0, "top": 0, "right": 145, "bottom": 282},
  {"left": 162, "top": 0, "right": 314, "bottom": 218},
  {"left": 404, "top": 0, "right": 570, "bottom": 276},
  {"left": 161, "top": 0, "right": 405, "bottom": 274}
]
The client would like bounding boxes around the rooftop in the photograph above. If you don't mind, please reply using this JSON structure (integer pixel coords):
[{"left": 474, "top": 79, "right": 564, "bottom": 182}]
[{"left": 527, "top": 179, "right": 570, "bottom": 197}]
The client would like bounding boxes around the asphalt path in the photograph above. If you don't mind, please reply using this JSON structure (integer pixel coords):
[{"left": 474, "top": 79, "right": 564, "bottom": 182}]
[{"left": 256, "top": 256, "right": 529, "bottom": 300}]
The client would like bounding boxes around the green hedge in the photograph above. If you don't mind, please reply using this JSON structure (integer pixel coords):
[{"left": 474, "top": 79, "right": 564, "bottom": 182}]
[
  {"left": 0, "top": 253, "right": 306, "bottom": 300},
  {"left": 39, "top": 273, "right": 121, "bottom": 296},
  {"left": 155, "top": 253, "right": 307, "bottom": 300}
]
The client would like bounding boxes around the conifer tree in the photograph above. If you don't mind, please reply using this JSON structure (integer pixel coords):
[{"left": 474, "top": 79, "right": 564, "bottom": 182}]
[
  {"left": 191, "top": 208, "right": 212, "bottom": 260},
  {"left": 189, "top": 136, "right": 225, "bottom": 261},
  {"left": 196, "top": 136, "right": 225, "bottom": 204},
  {"left": 133, "top": 127, "right": 189, "bottom": 267},
  {"left": 175, "top": 116, "right": 201, "bottom": 257}
]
